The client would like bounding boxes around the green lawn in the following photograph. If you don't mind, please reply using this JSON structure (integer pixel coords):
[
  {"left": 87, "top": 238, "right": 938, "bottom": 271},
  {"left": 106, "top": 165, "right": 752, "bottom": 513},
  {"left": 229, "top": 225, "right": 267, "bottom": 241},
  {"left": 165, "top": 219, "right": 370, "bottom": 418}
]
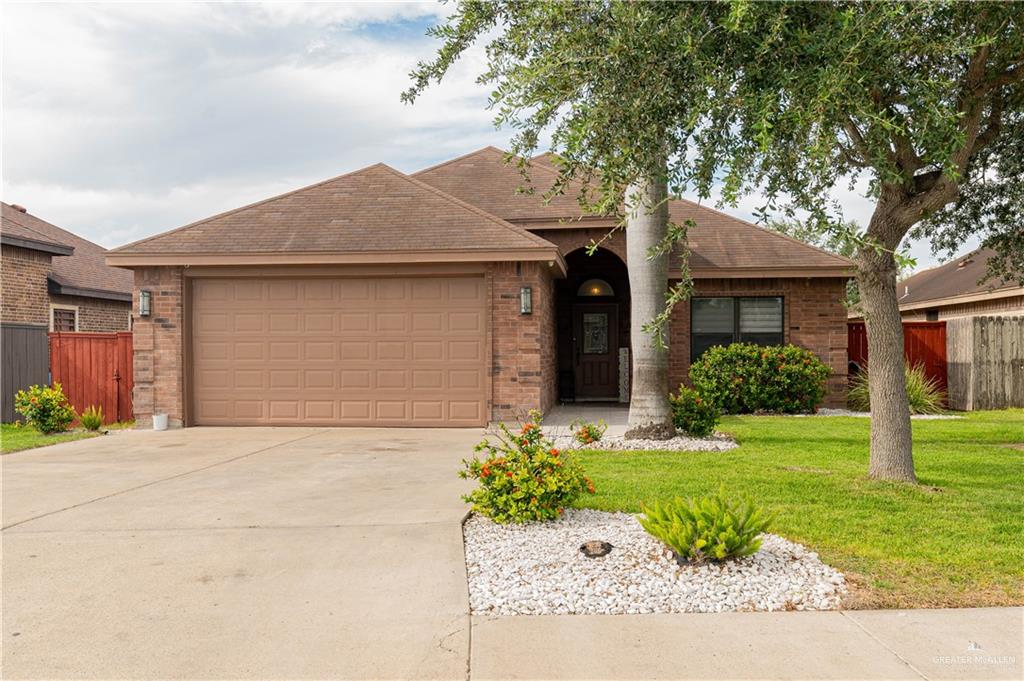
[
  {"left": 576, "top": 410, "right": 1024, "bottom": 609},
  {"left": 1, "top": 423, "right": 100, "bottom": 454}
]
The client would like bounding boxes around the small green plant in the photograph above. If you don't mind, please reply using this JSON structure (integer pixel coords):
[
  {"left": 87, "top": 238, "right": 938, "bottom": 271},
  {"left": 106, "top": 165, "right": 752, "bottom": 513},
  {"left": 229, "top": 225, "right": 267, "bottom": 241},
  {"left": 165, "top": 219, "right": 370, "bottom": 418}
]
[
  {"left": 79, "top": 405, "right": 104, "bottom": 431},
  {"left": 848, "top": 363, "right": 946, "bottom": 415},
  {"left": 461, "top": 410, "right": 595, "bottom": 523},
  {"left": 669, "top": 386, "right": 720, "bottom": 437},
  {"left": 570, "top": 418, "right": 607, "bottom": 446},
  {"left": 690, "top": 343, "right": 831, "bottom": 414},
  {"left": 14, "top": 384, "right": 76, "bottom": 434},
  {"left": 638, "top": 487, "right": 773, "bottom": 563}
]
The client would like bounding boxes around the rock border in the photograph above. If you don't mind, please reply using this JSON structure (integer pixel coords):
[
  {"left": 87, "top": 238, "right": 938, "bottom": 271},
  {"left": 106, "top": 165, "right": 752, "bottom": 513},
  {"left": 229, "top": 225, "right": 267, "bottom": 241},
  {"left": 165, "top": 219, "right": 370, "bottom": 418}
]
[{"left": 464, "top": 509, "right": 846, "bottom": 615}]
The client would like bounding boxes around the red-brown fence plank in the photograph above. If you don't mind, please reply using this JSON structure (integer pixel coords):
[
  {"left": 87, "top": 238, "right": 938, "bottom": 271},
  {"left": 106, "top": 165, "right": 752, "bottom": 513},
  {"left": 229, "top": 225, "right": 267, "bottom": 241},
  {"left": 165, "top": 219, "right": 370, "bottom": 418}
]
[
  {"left": 847, "top": 321, "right": 948, "bottom": 396},
  {"left": 48, "top": 332, "right": 134, "bottom": 424}
]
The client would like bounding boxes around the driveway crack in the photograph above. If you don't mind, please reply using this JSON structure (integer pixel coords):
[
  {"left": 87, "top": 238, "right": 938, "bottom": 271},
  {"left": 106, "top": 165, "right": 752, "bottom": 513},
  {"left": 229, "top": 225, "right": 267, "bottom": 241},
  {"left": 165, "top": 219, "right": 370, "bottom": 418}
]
[
  {"left": 839, "top": 611, "right": 930, "bottom": 680},
  {"left": 1, "top": 430, "right": 326, "bottom": 531}
]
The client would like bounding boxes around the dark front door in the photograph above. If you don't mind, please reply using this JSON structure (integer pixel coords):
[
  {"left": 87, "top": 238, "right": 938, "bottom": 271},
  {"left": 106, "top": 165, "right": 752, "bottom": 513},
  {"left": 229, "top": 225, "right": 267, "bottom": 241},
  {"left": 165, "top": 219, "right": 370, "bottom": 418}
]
[{"left": 573, "top": 303, "right": 619, "bottom": 399}]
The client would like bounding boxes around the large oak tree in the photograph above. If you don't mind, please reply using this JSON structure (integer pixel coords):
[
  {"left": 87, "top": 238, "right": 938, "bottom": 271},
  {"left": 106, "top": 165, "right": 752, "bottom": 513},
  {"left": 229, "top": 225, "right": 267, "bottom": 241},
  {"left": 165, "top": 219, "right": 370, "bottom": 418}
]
[{"left": 406, "top": 2, "right": 1023, "bottom": 469}]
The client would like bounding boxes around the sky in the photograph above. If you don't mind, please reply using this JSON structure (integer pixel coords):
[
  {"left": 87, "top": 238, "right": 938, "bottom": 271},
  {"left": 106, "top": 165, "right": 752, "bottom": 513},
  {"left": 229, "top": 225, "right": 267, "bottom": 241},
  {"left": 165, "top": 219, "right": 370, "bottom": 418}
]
[{"left": 3, "top": 2, "right": 973, "bottom": 271}]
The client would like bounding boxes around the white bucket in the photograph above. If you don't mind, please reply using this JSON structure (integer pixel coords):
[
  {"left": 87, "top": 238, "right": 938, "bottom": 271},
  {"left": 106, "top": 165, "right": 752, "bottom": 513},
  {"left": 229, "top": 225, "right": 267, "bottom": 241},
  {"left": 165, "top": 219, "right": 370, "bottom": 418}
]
[{"left": 152, "top": 414, "right": 169, "bottom": 431}]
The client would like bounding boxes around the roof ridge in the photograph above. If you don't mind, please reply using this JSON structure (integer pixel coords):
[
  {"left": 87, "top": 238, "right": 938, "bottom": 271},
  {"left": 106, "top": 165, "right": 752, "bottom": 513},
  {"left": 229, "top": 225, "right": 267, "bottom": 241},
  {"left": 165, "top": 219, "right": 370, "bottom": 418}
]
[
  {"left": 378, "top": 164, "right": 556, "bottom": 250},
  {"left": 5, "top": 203, "right": 108, "bottom": 253},
  {"left": 109, "top": 163, "right": 394, "bottom": 253},
  {"left": 412, "top": 146, "right": 510, "bottom": 177},
  {"left": 672, "top": 197, "right": 852, "bottom": 266}
]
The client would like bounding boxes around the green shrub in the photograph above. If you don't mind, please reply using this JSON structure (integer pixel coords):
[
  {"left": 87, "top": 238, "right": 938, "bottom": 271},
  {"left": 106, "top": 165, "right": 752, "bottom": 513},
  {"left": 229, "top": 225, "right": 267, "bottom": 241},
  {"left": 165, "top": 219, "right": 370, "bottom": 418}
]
[
  {"left": 669, "top": 386, "right": 720, "bottom": 437},
  {"left": 461, "top": 410, "right": 594, "bottom": 523},
  {"left": 570, "top": 418, "right": 607, "bottom": 446},
  {"left": 848, "top": 363, "right": 946, "bottom": 415},
  {"left": 690, "top": 343, "right": 831, "bottom": 414},
  {"left": 14, "top": 384, "right": 76, "bottom": 434},
  {"left": 638, "top": 487, "right": 774, "bottom": 563},
  {"left": 79, "top": 405, "right": 104, "bottom": 431}
]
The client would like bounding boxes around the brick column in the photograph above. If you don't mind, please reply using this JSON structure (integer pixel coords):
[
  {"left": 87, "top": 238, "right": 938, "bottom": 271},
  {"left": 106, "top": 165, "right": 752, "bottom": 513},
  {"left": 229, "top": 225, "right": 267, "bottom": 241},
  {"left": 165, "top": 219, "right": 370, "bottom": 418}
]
[{"left": 132, "top": 267, "right": 185, "bottom": 428}]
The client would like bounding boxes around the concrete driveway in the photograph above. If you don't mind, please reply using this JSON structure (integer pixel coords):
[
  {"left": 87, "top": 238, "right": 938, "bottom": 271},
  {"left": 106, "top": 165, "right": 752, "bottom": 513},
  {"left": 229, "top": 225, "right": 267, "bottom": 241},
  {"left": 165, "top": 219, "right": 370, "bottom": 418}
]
[
  {"left": 5, "top": 428, "right": 1021, "bottom": 681},
  {"left": 2, "top": 427, "right": 479, "bottom": 680}
]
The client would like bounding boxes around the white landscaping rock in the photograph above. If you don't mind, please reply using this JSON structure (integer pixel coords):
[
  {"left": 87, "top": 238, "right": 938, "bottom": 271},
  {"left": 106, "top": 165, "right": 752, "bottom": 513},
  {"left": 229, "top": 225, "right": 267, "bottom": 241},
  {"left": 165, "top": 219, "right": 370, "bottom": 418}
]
[{"left": 463, "top": 509, "right": 846, "bottom": 616}]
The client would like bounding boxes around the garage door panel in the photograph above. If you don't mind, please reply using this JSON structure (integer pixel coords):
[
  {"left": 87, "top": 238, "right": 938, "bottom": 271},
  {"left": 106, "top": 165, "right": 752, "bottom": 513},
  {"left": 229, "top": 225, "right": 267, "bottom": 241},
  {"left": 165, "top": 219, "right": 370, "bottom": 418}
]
[{"left": 192, "top": 276, "right": 487, "bottom": 426}]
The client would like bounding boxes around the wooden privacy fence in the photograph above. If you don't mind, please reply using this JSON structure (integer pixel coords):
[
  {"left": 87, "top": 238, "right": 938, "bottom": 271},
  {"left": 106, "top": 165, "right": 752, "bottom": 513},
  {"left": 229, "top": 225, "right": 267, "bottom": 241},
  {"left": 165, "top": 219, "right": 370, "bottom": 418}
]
[
  {"left": 847, "top": 321, "right": 948, "bottom": 396},
  {"left": 49, "top": 332, "right": 134, "bottom": 424},
  {"left": 946, "top": 316, "right": 1024, "bottom": 410},
  {"left": 1, "top": 324, "right": 50, "bottom": 422}
]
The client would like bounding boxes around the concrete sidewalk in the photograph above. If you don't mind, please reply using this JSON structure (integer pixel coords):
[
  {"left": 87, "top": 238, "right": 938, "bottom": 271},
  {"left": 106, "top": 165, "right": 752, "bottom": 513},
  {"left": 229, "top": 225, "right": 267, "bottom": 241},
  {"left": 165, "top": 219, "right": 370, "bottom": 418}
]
[{"left": 471, "top": 608, "right": 1023, "bottom": 680}]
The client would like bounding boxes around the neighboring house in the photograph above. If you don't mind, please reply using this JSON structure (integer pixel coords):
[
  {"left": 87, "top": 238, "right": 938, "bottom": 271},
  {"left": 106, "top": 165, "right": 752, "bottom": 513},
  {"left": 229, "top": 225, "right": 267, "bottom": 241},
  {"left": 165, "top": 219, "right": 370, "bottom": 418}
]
[
  {"left": 1, "top": 202, "right": 133, "bottom": 421},
  {"left": 106, "top": 147, "right": 853, "bottom": 428},
  {"left": 2, "top": 202, "right": 133, "bottom": 331},
  {"left": 897, "top": 248, "right": 1024, "bottom": 321}
]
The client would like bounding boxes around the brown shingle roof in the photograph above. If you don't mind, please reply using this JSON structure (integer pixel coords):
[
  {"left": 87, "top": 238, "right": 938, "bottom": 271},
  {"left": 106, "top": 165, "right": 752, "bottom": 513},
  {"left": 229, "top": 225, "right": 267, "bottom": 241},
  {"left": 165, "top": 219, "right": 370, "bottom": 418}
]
[
  {"left": 111, "top": 163, "right": 557, "bottom": 259},
  {"left": 671, "top": 200, "right": 851, "bottom": 272},
  {"left": 414, "top": 147, "right": 590, "bottom": 223},
  {"left": 416, "top": 147, "right": 851, "bottom": 273},
  {"left": 2, "top": 202, "right": 132, "bottom": 298},
  {"left": 898, "top": 248, "right": 1021, "bottom": 307},
  {"left": 1, "top": 204, "right": 74, "bottom": 255}
]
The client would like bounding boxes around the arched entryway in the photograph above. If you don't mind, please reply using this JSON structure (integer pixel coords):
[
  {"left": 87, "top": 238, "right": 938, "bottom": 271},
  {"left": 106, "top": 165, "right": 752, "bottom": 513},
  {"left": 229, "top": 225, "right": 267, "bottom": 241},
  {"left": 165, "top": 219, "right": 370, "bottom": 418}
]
[{"left": 555, "top": 248, "right": 630, "bottom": 402}]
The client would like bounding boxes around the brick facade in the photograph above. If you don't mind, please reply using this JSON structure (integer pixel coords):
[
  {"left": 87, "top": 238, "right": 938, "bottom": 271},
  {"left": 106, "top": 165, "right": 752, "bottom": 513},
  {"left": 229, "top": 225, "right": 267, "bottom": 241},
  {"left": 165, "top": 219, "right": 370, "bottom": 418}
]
[
  {"left": 129, "top": 263, "right": 848, "bottom": 427},
  {"left": 49, "top": 294, "right": 131, "bottom": 332},
  {"left": 668, "top": 277, "right": 849, "bottom": 407},
  {"left": 1, "top": 245, "right": 131, "bottom": 331},
  {"left": 487, "top": 261, "right": 558, "bottom": 421},
  {"left": 131, "top": 267, "right": 185, "bottom": 428},
  {"left": 1, "top": 245, "right": 53, "bottom": 326}
]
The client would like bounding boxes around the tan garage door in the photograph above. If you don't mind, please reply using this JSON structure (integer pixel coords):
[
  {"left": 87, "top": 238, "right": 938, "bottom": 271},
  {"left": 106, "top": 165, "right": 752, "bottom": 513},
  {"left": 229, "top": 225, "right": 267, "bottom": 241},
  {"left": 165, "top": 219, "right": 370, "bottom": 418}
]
[{"left": 191, "top": 276, "right": 487, "bottom": 426}]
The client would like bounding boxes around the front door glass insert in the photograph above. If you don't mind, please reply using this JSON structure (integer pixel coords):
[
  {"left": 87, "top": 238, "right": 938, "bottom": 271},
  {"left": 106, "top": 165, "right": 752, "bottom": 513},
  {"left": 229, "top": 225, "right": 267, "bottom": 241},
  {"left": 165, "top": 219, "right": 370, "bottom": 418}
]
[{"left": 582, "top": 313, "right": 609, "bottom": 354}]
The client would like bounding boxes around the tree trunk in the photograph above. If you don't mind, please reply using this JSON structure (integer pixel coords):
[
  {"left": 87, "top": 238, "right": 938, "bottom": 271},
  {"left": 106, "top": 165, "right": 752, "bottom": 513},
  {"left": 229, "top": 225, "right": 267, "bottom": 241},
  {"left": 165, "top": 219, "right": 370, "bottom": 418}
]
[
  {"left": 856, "top": 238, "right": 916, "bottom": 483},
  {"left": 624, "top": 170, "right": 675, "bottom": 440}
]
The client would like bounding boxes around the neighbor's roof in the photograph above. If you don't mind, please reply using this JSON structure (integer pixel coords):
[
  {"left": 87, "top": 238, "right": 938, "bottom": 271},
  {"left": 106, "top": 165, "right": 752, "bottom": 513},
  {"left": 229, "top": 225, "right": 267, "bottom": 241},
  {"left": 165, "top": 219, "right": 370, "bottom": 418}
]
[
  {"left": 1, "top": 203, "right": 74, "bottom": 256},
  {"left": 416, "top": 147, "right": 852, "bottom": 275},
  {"left": 898, "top": 248, "right": 1023, "bottom": 310},
  {"left": 107, "top": 163, "right": 563, "bottom": 269},
  {"left": 2, "top": 202, "right": 132, "bottom": 300}
]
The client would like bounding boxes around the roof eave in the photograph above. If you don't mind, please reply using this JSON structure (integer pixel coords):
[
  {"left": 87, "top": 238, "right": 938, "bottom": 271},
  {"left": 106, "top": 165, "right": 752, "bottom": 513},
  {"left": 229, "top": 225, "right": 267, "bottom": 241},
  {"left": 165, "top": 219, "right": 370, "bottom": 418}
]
[
  {"left": 1, "top": 234, "right": 74, "bottom": 256},
  {"left": 898, "top": 285, "right": 1024, "bottom": 311},
  {"left": 47, "top": 276, "right": 132, "bottom": 302},
  {"left": 683, "top": 266, "right": 855, "bottom": 279},
  {"left": 106, "top": 248, "right": 568, "bottom": 277}
]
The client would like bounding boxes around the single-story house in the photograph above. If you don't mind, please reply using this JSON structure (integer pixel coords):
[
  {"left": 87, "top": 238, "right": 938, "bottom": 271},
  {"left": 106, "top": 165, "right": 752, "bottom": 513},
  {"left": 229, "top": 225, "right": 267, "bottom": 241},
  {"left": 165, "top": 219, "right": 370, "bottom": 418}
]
[
  {"left": 2, "top": 202, "right": 134, "bottom": 422},
  {"left": 896, "top": 248, "right": 1024, "bottom": 321},
  {"left": 2, "top": 202, "right": 133, "bottom": 331},
  {"left": 106, "top": 147, "right": 853, "bottom": 428}
]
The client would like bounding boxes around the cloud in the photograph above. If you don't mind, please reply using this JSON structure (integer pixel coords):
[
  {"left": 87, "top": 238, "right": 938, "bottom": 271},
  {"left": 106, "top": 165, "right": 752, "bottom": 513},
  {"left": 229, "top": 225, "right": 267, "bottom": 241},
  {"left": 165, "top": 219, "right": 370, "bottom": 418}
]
[
  {"left": 3, "top": 2, "right": 502, "bottom": 247},
  {"left": 2, "top": 2, "right": 979, "bottom": 268}
]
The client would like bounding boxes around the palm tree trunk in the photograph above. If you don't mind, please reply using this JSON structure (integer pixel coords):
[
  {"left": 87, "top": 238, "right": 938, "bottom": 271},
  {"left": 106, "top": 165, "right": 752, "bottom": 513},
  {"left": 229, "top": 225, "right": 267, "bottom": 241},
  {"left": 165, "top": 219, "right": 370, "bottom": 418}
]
[
  {"left": 856, "top": 241, "right": 916, "bottom": 483},
  {"left": 624, "top": 170, "right": 675, "bottom": 440}
]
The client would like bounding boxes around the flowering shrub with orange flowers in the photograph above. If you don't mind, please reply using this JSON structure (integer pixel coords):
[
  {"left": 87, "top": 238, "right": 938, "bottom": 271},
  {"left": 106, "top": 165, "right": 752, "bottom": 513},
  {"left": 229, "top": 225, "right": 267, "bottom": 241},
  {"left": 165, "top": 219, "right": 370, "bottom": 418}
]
[
  {"left": 570, "top": 418, "right": 607, "bottom": 446},
  {"left": 690, "top": 343, "right": 830, "bottom": 414},
  {"left": 14, "top": 383, "right": 76, "bottom": 434},
  {"left": 460, "top": 410, "right": 594, "bottom": 523},
  {"left": 669, "top": 386, "right": 720, "bottom": 437}
]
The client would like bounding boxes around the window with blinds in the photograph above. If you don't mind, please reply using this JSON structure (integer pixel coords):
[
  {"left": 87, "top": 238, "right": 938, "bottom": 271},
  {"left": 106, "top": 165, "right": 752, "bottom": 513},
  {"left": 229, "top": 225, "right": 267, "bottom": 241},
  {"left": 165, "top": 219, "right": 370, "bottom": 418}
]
[
  {"left": 691, "top": 296, "right": 783, "bottom": 361},
  {"left": 52, "top": 308, "right": 77, "bottom": 332}
]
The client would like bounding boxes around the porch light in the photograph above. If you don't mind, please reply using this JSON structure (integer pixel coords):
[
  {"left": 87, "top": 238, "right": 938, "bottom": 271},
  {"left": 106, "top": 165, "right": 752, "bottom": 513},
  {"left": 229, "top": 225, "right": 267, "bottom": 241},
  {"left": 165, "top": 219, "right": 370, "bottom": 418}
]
[
  {"left": 139, "top": 290, "right": 152, "bottom": 317},
  {"left": 520, "top": 286, "right": 533, "bottom": 315},
  {"left": 578, "top": 278, "right": 614, "bottom": 297}
]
